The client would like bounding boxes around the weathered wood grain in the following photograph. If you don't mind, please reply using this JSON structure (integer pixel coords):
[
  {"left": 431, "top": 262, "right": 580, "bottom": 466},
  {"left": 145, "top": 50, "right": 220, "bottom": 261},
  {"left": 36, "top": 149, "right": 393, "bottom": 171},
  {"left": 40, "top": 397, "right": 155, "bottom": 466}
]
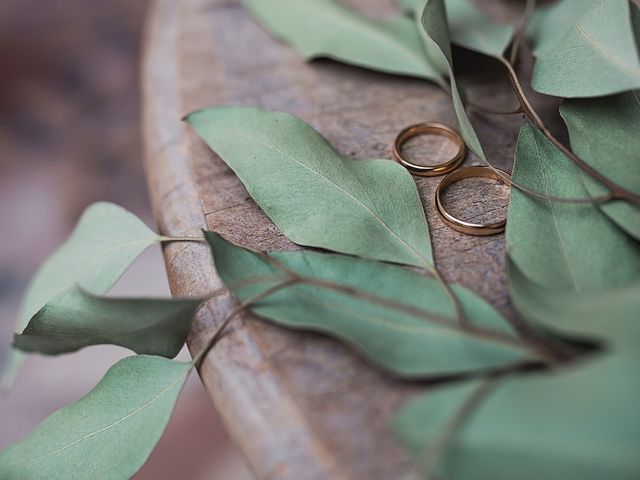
[{"left": 141, "top": 1, "right": 534, "bottom": 478}]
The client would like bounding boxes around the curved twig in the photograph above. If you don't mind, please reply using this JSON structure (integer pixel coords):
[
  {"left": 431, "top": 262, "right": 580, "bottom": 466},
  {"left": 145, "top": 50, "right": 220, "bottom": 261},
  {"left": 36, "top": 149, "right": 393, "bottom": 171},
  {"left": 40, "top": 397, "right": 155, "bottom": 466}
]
[
  {"left": 509, "top": 0, "right": 536, "bottom": 65},
  {"left": 497, "top": 56, "right": 640, "bottom": 205}
]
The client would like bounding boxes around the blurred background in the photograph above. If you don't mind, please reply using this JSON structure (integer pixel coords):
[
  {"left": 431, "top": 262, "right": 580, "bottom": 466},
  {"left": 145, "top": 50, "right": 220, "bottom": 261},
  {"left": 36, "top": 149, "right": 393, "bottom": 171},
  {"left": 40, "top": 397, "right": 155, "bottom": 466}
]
[{"left": 0, "top": 1, "right": 251, "bottom": 477}]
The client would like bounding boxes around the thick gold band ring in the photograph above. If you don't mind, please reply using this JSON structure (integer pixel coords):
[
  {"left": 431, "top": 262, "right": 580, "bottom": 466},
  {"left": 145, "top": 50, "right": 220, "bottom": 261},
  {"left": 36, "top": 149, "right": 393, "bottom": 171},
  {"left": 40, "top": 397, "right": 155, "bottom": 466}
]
[
  {"left": 393, "top": 122, "right": 466, "bottom": 176},
  {"left": 435, "top": 166, "right": 511, "bottom": 236}
]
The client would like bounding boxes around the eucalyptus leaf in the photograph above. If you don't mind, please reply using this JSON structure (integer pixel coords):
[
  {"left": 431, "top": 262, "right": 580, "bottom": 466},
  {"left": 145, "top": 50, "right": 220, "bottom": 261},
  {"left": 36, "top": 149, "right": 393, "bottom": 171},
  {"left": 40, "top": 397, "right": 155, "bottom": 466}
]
[
  {"left": 206, "top": 231, "right": 538, "bottom": 378},
  {"left": 529, "top": 0, "right": 640, "bottom": 97},
  {"left": 240, "top": 0, "right": 446, "bottom": 86},
  {"left": 393, "top": 352, "right": 640, "bottom": 480},
  {"left": 0, "top": 355, "right": 190, "bottom": 480},
  {"left": 13, "top": 286, "right": 201, "bottom": 357},
  {"left": 506, "top": 123, "right": 640, "bottom": 346},
  {"left": 404, "top": 0, "right": 513, "bottom": 58},
  {"left": 188, "top": 107, "right": 434, "bottom": 269},
  {"left": 560, "top": 91, "right": 640, "bottom": 240},
  {"left": 418, "top": 0, "right": 491, "bottom": 163},
  {"left": 1, "top": 202, "right": 164, "bottom": 389},
  {"left": 507, "top": 123, "right": 640, "bottom": 291},
  {"left": 509, "top": 260, "right": 640, "bottom": 352}
]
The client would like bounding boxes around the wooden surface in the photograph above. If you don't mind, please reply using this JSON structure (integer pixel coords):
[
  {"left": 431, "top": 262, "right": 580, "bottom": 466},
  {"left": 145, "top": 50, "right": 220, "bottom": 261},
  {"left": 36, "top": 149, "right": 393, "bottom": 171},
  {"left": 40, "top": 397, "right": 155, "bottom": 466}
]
[{"left": 141, "top": 1, "right": 537, "bottom": 478}]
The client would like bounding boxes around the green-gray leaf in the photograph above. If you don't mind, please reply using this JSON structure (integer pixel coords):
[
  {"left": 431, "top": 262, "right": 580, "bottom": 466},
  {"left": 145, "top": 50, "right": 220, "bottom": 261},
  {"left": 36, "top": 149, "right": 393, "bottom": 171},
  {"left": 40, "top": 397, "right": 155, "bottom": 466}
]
[
  {"left": 393, "top": 352, "right": 640, "bottom": 480},
  {"left": 188, "top": 107, "right": 433, "bottom": 269},
  {"left": 2, "top": 202, "right": 164, "bottom": 389},
  {"left": 404, "top": 0, "right": 513, "bottom": 58},
  {"left": 0, "top": 355, "right": 190, "bottom": 480},
  {"left": 507, "top": 122, "right": 640, "bottom": 291},
  {"left": 419, "top": 0, "right": 491, "bottom": 163},
  {"left": 529, "top": 0, "right": 640, "bottom": 97},
  {"left": 506, "top": 123, "right": 640, "bottom": 346},
  {"left": 13, "top": 286, "right": 201, "bottom": 358},
  {"left": 560, "top": 91, "right": 640, "bottom": 240},
  {"left": 509, "top": 260, "right": 640, "bottom": 352},
  {"left": 206, "top": 231, "right": 538, "bottom": 378},
  {"left": 241, "top": 0, "right": 445, "bottom": 86}
]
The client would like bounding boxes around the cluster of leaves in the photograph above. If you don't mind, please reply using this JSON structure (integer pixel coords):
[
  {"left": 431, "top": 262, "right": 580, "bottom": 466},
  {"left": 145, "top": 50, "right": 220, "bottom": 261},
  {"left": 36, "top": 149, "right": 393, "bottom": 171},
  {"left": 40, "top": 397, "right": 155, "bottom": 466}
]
[{"left": 1, "top": 0, "right": 639, "bottom": 479}]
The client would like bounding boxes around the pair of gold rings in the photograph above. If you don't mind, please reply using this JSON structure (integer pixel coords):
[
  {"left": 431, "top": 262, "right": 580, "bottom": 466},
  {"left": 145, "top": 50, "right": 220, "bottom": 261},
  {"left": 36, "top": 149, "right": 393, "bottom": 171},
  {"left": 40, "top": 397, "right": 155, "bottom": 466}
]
[{"left": 393, "top": 122, "right": 510, "bottom": 236}]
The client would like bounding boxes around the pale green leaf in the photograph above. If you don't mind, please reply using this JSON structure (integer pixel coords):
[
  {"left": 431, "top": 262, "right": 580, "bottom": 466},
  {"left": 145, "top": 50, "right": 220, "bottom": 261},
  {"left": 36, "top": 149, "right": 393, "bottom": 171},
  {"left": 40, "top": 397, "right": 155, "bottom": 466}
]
[
  {"left": 443, "top": 0, "right": 513, "bottom": 58},
  {"left": 206, "top": 232, "right": 538, "bottom": 378},
  {"left": 13, "top": 287, "right": 201, "bottom": 357},
  {"left": 240, "top": 0, "right": 445, "bottom": 86},
  {"left": 393, "top": 352, "right": 640, "bottom": 480},
  {"left": 528, "top": 0, "right": 589, "bottom": 57},
  {"left": 509, "top": 260, "right": 640, "bottom": 352},
  {"left": 419, "top": 0, "right": 490, "bottom": 162},
  {"left": 560, "top": 91, "right": 640, "bottom": 240},
  {"left": 507, "top": 123, "right": 640, "bottom": 291},
  {"left": 0, "top": 355, "right": 190, "bottom": 480},
  {"left": 506, "top": 123, "right": 640, "bottom": 347},
  {"left": 188, "top": 107, "right": 433, "bottom": 269},
  {"left": 404, "top": 0, "right": 513, "bottom": 58},
  {"left": 529, "top": 0, "right": 640, "bottom": 97},
  {"left": 2, "top": 202, "right": 163, "bottom": 389}
]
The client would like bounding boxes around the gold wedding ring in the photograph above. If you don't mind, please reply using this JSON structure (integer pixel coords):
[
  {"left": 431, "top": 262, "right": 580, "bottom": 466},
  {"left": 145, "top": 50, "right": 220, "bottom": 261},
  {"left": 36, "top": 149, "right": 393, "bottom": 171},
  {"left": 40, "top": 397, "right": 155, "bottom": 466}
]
[
  {"left": 435, "top": 166, "right": 511, "bottom": 236},
  {"left": 393, "top": 122, "right": 466, "bottom": 176}
]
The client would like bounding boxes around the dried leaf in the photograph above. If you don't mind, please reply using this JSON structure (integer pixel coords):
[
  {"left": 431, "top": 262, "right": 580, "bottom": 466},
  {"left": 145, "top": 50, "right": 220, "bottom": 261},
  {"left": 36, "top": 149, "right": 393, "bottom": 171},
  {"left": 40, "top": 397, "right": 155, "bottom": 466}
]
[
  {"left": 509, "top": 260, "right": 640, "bottom": 352},
  {"left": 2, "top": 203, "right": 164, "bottom": 390},
  {"left": 560, "top": 91, "right": 640, "bottom": 240},
  {"left": 188, "top": 107, "right": 434, "bottom": 269},
  {"left": 241, "top": 0, "right": 445, "bottom": 86},
  {"left": 206, "top": 232, "right": 538, "bottom": 378},
  {"left": 0, "top": 356, "right": 190, "bottom": 479},
  {"left": 404, "top": 0, "right": 513, "bottom": 58},
  {"left": 529, "top": 0, "right": 640, "bottom": 97},
  {"left": 506, "top": 123, "right": 640, "bottom": 346},
  {"left": 393, "top": 352, "right": 640, "bottom": 480},
  {"left": 507, "top": 123, "right": 640, "bottom": 291},
  {"left": 13, "top": 287, "right": 201, "bottom": 358},
  {"left": 418, "top": 0, "right": 491, "bottom": 163}
]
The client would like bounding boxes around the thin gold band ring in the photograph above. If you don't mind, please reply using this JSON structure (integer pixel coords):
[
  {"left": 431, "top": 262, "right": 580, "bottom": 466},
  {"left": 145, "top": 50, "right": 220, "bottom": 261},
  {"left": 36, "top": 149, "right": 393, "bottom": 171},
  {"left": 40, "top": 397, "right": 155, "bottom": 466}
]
[
  {"left": 393, "top": 122, "right": 466, "bottom": 177},
  {"left": 435, "top": 166, "right": 511, "bottom": 236}
]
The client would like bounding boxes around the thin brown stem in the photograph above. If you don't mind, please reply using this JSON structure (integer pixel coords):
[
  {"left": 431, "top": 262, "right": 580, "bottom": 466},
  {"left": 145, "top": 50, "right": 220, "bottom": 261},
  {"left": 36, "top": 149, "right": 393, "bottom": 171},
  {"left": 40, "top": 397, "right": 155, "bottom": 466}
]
[
  {"left": 509, "top": 0, "right": 536, "bottom": 65},
  {"left": 160, "top": 236, "right": 206, "bottom": 243},
  {"left": 491, "top": 167, "right": 612, "bottom": 205},
  {"left": 425, "top": 264, "right": 467, "bottom": 327},
  {"left": 200, "top": 274, "right": 288, "bottom": 304},
  {"left": 497, "top": 56, "right": 640, "bottom": 205},
  {"left": 191, "top": 279, "right": 297, "bottom": 368}
]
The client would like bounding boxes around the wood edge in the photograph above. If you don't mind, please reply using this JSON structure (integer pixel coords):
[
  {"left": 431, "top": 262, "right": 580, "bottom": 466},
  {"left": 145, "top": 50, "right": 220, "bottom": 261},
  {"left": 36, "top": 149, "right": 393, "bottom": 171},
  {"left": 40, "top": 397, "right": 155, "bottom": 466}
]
[{"left": 140, "top": 1, "right": 347, "bottom": 478}]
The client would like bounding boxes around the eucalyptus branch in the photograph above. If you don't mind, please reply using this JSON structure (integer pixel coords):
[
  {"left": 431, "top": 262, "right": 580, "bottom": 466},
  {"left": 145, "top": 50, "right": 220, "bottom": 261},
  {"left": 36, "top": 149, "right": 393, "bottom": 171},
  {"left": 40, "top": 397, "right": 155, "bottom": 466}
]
[
  {"left": 446, "top": 92, "right": 611, "bottom": 205},
  {"left": 254, "top": 251, "right": 468, "bottom": 329},
  {"left": 497, "top": 55, "right": 639, "bottom": 205},
  {"left": 486, "top": 160, "right": 611, "bottom": 205},
  {"left": 200, "top": 274, "right": 288, "bottom": 305},
  {"left": 252, "top": 252, "right": 556, "bottom": 361},
  {"left": 191, "top": 279, "right": 298, "bottom": 368}
]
